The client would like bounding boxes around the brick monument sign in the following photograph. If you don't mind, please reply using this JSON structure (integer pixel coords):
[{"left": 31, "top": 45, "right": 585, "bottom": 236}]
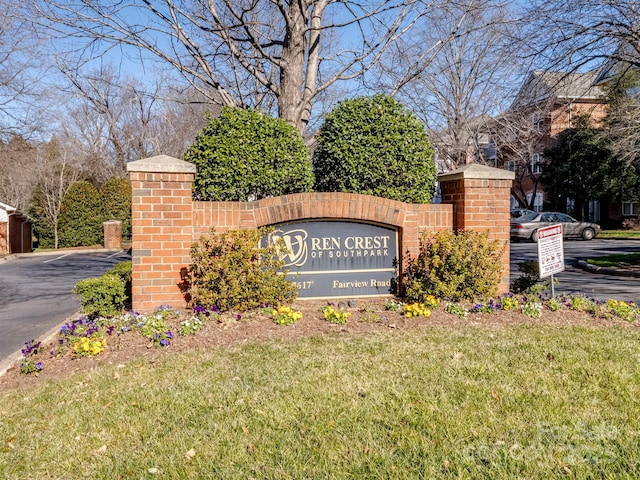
[{"left": 128, "top": 156, "right": 514, "bottom": 312}]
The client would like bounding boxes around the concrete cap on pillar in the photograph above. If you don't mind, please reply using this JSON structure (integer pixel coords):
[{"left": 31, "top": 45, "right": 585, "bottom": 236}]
[
  {"left": 127, "top": 155, "right": 197, "bottom": 174},
  {"left": 438, "top": 163, "right": 515, "bottom": 182}
]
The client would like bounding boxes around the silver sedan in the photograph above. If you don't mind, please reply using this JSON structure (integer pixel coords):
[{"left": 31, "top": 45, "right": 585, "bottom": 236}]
[{"left": 510, "top": 211, "right": 601, "bottom": 242}]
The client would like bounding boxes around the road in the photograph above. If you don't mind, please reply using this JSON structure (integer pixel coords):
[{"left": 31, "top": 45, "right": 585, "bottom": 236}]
[
  {"left": 0, "top": 250, "right": 131, "bottom": 364},
  {"left": 510, "top": 239, "right": 640, "bottom": 303}
]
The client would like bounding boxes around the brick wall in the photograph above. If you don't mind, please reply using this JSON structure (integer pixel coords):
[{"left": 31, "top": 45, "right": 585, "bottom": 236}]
[
  {"left": 439, "top": 164, "right": 514, "bottom": 293},
  {"left": 128, "top": 156, "right": 514, "bottom": 311}
]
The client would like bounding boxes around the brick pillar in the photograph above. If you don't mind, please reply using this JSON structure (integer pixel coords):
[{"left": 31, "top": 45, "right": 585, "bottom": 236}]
[
  {"left": 438, "top": 164, "right": 515, "bottom": 294},
  {"left": 103, "top": 220, "right": 122, "bottom": 249},
  {"left": 127, "top": 155, "right": 196, "bottom": 312}
]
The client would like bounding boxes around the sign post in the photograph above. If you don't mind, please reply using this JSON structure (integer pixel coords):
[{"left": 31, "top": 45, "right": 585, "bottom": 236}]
[{"left": 536, "top": 224, "right": 564, "bottom": 297}]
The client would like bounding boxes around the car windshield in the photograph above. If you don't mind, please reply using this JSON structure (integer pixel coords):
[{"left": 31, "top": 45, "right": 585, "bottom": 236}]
[{"left": 517, "top": 212, "right": 539, "bottom": 222}]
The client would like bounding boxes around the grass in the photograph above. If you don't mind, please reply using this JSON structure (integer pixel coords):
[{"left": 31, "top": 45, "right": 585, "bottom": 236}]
[
  {"left": 2, "top": 325, "right": 640, "bottom": 478},
  {"left": 599, "top": 230, "right": 640, "bottom": 239},
  {"left": 587, "top": 252, "right": 640, "bottom": 268}
]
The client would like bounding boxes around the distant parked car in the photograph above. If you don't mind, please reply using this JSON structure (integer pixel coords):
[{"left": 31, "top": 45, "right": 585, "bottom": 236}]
[
  {"left": 510, "top": 208, "right": 535, "bottom": 218},
  {"left": 510, "top": 211, "right": 601, "bottom": 242}
]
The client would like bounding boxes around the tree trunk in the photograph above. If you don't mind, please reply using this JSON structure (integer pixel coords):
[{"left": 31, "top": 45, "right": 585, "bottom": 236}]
[{"left": 278, "top": 2, "right": 308, "bottom": 132}]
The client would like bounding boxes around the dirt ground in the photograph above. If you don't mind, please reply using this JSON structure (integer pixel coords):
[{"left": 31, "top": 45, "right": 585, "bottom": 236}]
[{"left": 0, "top": 298, "right": 634, "bottom": 392}]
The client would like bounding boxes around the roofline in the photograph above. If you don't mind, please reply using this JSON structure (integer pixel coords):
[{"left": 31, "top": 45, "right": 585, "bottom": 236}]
[{"left": 0, "top": 202, "right": 17, "bottom": 213}]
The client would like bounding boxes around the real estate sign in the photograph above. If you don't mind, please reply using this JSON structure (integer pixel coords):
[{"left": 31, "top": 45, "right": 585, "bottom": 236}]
[
  {"left": 537, "top": 224, "right": 564, "bottom": 278},
  {"left": 264, "top": 220, "right": 398, "bottom": 298}
]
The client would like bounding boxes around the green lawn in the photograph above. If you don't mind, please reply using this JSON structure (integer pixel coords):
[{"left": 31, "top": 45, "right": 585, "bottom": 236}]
[
  {"left": 587, "top": 252, "right": 640, "bottom": 268},
  {"left": 2, "top": 325, "right": 640, "bottom": 479},
  {"left": 599, "top": 230, "right": 640, "bottom": 239}
]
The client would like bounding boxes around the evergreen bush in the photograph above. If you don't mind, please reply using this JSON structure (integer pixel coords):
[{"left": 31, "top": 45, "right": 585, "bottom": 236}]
[
  {"left": 183, "top": 108, "right": 314, "bottom": 201},
  {"left": 186, "top": 228, "right": 297, "bottom": 312},
  {"left": 403, "top": 230, "right": 504, "bottom": 302},
  {"left": 58, "top": 181, "right": 103, "bottom": 247},
  {"left": 73, "top": 274, "right": 127, "bottom": 318},
  {"left": 313, "top": 94, "right": 436, "bottom": 203},
  {"left": 28, "top": 187, "right": 55, "bottom": 249},
  {"left": 100, "top": 178, "right": 132, "bottom": 240},
  {"left": 106, "top": 261, "right": 132, "bottom": 309}
]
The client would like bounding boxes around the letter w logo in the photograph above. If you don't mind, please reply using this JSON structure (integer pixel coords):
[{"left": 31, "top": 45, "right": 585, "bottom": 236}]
[{"left": 270, "top": 229, "right": 308, "bottom": 267}]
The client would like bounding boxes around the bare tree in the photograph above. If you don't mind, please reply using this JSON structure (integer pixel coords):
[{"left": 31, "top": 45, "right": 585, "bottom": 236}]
[
  {"left": 0, "top": 0, "right": 47, "bottom": 139},
  {"left": 58, "top": 67, "right": 162, "bottom": 177},
  {"left": 24, "top": 0, "right": 459, "bottom": 135},
  {"left": 492, "top": 107, "right": 548, "bottom": 209},
  {"left": 31, "top": 138, "right": 82, "bottom": 249},
  {"left": 145, "top": 89, "right": 219, "bottom": 158},
  {"left": 56, "top": 67, "right": 218, "bottom": 181},
  {"left": 376, "top": 0, "right": 524, "bottom": 169},
  {"left": 0, "top": 136, "right": 38, "bottom": 212},
  {"left": 521, "top": 0, "right": 640, "bottom": 72},
  {"left": 601, "top": 68, "right": 640, "bottom": 171}
]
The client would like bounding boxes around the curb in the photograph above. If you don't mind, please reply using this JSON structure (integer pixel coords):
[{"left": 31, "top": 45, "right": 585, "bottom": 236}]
[
  {"left": 0, "top": 312, "right": 82, "bottom": 379},
  {"left": 576, "top": 260, "right": 640, "bottom": 278}
]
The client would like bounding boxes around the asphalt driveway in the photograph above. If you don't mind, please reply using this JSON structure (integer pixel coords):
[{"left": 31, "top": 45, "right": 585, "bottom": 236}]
[{"left": 0, "top": 250, "right": 131, "bottom": 367}]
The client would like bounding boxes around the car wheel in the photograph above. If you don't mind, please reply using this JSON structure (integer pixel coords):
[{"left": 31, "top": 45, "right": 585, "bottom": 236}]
[
  {"left": 582, "top": 228, "right": 595, "bottom": 241},
  {"left": 531, "top": 230, "right": 539, "bottom": 243}
]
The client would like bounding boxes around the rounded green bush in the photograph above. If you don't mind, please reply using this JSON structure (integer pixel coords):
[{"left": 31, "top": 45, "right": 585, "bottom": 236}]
[
  {"left": 183, "top": 107, "right": 314, "bottom": 201},
  {"left": 73, "top": 274, "right": 127, "bottom": 318},
  {"left": 313, "top": 94, "right": 436, "bottom": 203},
  {"left": 187, "top": 228, "right": 297, "bottom": 312},
  {"left": 403, "top": 230, "right": 504, "bottom": 302}
]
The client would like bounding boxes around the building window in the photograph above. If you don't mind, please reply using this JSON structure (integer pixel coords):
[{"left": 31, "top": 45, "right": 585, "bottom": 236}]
[
  {"left": 504, "top": 160, "right": 517, "bottom": 172},
  {"left": 526, "top": 192, "right": 544, "bottom": 212},
  {"left": 530, "top": 112, "right": 544, "bottom": 131},
  {"left": 622, "top": 201, "right": 639, "bottom": 216},
  {"left": 529, "top": 153, "right": 543, "bottom": 174}
]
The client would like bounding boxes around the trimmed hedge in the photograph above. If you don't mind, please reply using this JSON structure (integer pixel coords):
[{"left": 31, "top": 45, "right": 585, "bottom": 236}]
[
  {"left": 183, "top": 107, "right": 314, "bottom": 201},
  {"left": 58, "top": 181, "right": 103, "bottom": 247},
  {"left": 313, "top": 94, "right": 436, "bottom": 203}
]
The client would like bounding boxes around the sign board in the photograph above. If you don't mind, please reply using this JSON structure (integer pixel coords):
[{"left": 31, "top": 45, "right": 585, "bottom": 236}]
[
  {"left": 537, "top": 224, "right": 564, "bottom": 278},
  {"left": 263, "top": 220, "right": 398, "bottom": 298}
]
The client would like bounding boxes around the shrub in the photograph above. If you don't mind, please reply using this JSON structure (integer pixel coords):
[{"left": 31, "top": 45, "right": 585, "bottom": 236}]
[
  {"left": 313, "top": 94, "right": 436, "bottom": 203},
  {"left": 183, "top": 107, "right": 314, "bottom": 201},
  {"left": 73, "top": 274, "right": 127, "bottom": 318},
  {"left": 100, "top": 178, "right": 132, "bottom": 240},
  {"left": 59, "top": 181, "right": 103, "bottom": 247},
  {"left": 105, "top": 261, "right": 132, "bottom": 309},
  {"left": 403, "top": 230, "right": 504, "bottom": 302},
  {"left": 511, "top": 260, "right": 540, "bottom": 293},
  {"left": 622, "top": 218, "right": 640, "bottom": 231},
  {"left": 186, "top": 228, "right": 297, "bottom": 312},
  {"left": 28, "top": 187, "right": 56, "bottom": 249}
]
